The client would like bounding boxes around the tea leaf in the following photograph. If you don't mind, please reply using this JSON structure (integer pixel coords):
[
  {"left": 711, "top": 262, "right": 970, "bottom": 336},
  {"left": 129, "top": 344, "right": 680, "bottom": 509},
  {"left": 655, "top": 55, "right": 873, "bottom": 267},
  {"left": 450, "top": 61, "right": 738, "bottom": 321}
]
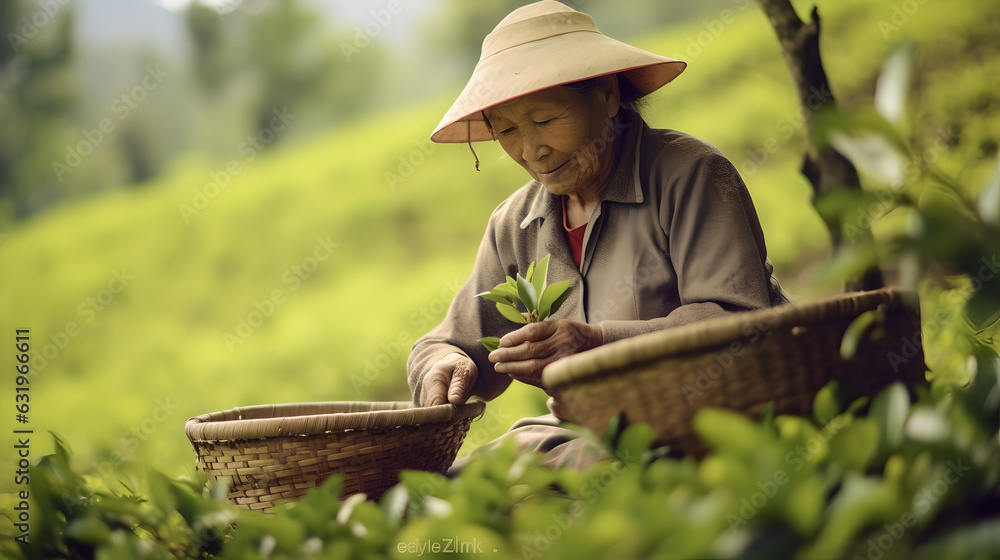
[
  {"left": 869, "top": 382, "right": 910, "bottom": 453},
  {"left": 759, "top": 401, "right": 776, "bottom": 432},
  {"left": 916, "top": 518, "right": 1000, "bottom": 560},
  {"left": 491, "top": 282, "right": 519, "bottom": 300},
  {"left": 840, "top": 309, "right": 880, "bottom": 359},
  {"left": 538, "top": 280, "right": 571, "bottom": 319},
  {"left": 616, "top": 422, "right": 656, "bottom": 460},
  {"left": 531, "top": 254, "right": 550, "bottom": 298},
  {"left": 813, "top": 381, "right": 842, "bottom": 424},
  {"left": 977, "top": 154, "right": 1000, "bottom": 226},
  {"left": 694, "top": 408, "right": 767, "bottom": 456},
  {"left": 496, "top": 301, "right": 528, "bottom": 323},
  {"left": 64, "top": 516, "right": 111, "bottom": 545},
  {"left": 830, "top": 131, "right": 905, "bottom": 187},
  {"left": 874, "top": 42, "right": 914, "bottom": 126},
  {"left": 603, "top": 413, "right": 624, "bottom": 449},
  {"left": 378, "top": 484, "right": 409, "bottom": 530},
  {"left": 785, "top": 475, "right": 827, "bottom": 535},
  {"left": 827, "top": 418, "right": 879, "bottom": 471},
  {"left": 548, "top": 285, "right": 572, "bottom": 316},
  {"left": 516, "top": 273, "right": 537, "bottom": 313},
  {"left": 476, "top": 291, "right": 510, "bottom": 305},
  {"left": 479, "top": 337, "right": 501, "bottom": 352}
]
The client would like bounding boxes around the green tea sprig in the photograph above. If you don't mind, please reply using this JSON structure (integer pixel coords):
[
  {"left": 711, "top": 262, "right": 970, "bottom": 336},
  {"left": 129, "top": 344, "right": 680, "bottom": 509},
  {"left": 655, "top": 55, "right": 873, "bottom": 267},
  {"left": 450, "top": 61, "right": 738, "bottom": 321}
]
[{"left": 475, "top": 254, "right": 572, "bottom": 351}]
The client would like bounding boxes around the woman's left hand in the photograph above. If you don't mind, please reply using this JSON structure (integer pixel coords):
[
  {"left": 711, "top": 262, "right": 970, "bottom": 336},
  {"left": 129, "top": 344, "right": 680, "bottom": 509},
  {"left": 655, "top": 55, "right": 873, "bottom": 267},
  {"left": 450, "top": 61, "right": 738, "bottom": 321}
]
[{"left": 488, "top": 319, "right": 603, "bottom": 389}]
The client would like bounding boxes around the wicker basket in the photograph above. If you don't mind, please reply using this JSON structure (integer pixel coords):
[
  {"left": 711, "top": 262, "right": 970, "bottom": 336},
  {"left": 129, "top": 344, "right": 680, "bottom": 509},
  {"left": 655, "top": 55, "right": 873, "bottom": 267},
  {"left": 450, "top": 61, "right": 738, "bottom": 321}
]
[
  {"left": 185, "top": 400, "right": 485, "bottom": 511},
  {"left": 543, "top": 288, "right": 924, "bottom": 456}
]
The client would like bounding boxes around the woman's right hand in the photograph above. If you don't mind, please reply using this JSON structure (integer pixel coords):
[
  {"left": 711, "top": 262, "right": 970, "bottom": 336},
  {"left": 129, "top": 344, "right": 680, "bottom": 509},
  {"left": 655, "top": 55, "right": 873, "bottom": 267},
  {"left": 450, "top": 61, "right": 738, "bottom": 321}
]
[{"left": 419, "top": 353, "right": 478, "bottom": 406}]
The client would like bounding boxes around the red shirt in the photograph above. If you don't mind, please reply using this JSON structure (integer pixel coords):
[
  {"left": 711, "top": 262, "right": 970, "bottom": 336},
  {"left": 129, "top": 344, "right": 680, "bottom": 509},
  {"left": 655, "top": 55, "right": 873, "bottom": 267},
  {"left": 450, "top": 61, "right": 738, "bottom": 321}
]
[{"left": 562, "top": 197, "right": 587, "bottom": 268}]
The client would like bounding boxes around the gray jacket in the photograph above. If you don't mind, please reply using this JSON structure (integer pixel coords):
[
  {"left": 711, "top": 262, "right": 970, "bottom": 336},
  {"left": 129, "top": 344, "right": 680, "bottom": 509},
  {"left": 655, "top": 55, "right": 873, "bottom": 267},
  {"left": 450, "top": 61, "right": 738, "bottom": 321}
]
[{"left": 407, "top": 111, "right": 789, "bottom": 405}]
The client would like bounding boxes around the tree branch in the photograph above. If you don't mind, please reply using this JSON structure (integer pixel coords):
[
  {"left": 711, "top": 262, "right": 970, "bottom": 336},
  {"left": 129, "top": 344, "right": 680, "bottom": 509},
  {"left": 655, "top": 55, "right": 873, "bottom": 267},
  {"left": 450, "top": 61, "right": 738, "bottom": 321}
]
[{"left": 757, "top": 0, "right": 883, "bottom": 291}]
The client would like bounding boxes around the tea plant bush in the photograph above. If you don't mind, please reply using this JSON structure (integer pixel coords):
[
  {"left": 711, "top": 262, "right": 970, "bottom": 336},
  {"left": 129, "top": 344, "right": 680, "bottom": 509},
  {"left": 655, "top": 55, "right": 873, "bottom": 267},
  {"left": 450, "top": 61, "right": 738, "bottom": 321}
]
[{"left": 2, "top": 358, "right": 998, "bottom": 559}]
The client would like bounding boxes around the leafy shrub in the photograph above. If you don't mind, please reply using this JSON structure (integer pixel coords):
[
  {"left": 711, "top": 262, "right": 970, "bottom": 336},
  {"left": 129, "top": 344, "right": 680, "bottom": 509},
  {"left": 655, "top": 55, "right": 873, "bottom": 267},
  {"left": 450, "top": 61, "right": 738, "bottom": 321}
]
[{"left": 2, "top": 358, "right": 998, "bottom": 559}]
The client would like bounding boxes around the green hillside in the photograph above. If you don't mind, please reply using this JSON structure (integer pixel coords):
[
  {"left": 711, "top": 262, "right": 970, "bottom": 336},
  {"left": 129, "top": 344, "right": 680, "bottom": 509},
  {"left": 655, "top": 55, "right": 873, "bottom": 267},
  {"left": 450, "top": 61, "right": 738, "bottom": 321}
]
[{"left": 0, "top": 0, "right": 995, "bottom": 488}]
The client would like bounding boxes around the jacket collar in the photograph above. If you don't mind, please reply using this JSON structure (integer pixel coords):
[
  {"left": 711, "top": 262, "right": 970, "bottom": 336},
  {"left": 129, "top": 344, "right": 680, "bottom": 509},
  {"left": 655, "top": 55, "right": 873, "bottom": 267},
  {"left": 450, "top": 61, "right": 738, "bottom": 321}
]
[{"left": 519, "top": 110, "right": 645, "bottom": 229}]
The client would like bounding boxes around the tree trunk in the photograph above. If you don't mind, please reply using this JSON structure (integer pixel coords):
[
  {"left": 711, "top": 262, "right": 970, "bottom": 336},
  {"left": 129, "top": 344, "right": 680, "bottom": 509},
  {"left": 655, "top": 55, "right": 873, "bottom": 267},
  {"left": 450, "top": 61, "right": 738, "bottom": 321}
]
[{"left": 757, "top": 0, "right": 884, "bottom": 292}]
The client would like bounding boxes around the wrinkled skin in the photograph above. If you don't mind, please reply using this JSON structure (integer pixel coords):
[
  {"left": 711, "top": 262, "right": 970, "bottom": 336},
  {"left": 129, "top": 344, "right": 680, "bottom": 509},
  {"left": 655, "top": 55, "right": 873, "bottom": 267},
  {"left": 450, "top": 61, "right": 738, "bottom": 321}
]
[
  {"left": 419, "top": 352, "right": 478, "bottom": 406},
  {"left": 489, "top": 319, "right": 603, "bottom": 394}
]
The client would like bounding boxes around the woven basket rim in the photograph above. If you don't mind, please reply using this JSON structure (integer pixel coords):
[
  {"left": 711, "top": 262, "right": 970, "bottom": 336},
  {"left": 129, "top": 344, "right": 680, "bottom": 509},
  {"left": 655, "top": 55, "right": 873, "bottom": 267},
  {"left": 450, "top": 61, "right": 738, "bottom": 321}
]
[
  {"left": 543, "top": 288, "right": 919, "bottom": 388},
  {"left": 185, "top": 400, "right": 486, "bottom": 442}
]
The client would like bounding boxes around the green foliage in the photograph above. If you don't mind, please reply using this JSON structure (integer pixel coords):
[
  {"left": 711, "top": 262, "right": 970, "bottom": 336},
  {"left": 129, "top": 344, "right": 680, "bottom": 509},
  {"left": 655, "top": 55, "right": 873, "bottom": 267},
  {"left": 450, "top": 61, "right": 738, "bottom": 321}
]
[
  {"left": 0, "top": 433, "right": 236, "bottom": 559},
  {"left": 476, "top": 255, "right": 573, "bottom": 349},
  {"left": 840, "top": 309, "right": 883, "bottom": 360},
  {"left": 185, "top": 2, "right": 230, "bottom": 94},
  {"left": 814, "top": 41, "right": 1000, "bottom": 357},
  {"left": 4, "top": 366, "right": 999, "bottom": 559},
  {"left": 0, "top": 0, "right": 77, "bottom": 221},
  {"left": 479, "top": 336, "right": 502, "bottom": 353}
]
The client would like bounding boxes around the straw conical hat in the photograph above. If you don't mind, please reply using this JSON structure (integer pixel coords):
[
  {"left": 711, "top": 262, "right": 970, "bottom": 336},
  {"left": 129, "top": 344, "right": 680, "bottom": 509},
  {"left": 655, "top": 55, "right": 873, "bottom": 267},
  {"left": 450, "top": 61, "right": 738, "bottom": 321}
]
[{"left": 431, "top": 1, "right": 686, "bottom": 143}]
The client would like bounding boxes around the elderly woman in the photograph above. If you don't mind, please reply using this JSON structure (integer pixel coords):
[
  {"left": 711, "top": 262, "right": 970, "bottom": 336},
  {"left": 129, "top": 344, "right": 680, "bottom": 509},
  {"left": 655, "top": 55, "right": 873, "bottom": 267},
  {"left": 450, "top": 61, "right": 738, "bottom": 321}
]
[{"left": 407, "top": 1, "right": 789, "bottom": 467}]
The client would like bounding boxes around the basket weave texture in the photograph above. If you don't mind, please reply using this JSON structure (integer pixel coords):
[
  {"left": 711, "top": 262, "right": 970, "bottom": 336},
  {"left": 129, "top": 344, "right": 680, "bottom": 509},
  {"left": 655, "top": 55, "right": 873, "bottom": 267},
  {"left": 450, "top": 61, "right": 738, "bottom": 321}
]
[
  {"left": 543, "top": 288, "right": 924, "bottom": 456},
  {"left": 185, "top": 401, "right": 485, "bottom": 512}
]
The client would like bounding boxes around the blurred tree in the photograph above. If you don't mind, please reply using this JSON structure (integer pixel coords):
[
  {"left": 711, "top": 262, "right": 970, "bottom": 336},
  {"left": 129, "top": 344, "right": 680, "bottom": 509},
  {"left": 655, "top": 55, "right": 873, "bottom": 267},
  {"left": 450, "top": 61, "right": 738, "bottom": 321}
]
[
  {"left": 426, "top": 0, "right": 526, "bottom": 69},
  {"left": 0, "top": 0, "right": 77, "bottom": 221},
  {"left": 119, "top": 123, "right": 158, "bottom": 185},
  {"left": 185, "top": 1, "right": 231, "bottom": 95},
  {"left": 183, "top": 0, "right": 350, "bottom": 149},
  {"left": 244, "top": 0, "right": 330, "bottom": 137},
  {"left": 758, "top": 0, "right": 883, "bottom": 292},
  {"left": 116, "top": 50, "right": 174, "bottom": 188}
]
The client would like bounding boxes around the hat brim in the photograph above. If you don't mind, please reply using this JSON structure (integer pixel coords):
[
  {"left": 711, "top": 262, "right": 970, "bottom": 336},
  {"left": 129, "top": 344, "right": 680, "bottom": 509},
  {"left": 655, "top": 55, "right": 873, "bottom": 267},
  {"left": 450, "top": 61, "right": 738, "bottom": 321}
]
[{"left": 431, "top": 31, "right": 685, "bottom": 143}]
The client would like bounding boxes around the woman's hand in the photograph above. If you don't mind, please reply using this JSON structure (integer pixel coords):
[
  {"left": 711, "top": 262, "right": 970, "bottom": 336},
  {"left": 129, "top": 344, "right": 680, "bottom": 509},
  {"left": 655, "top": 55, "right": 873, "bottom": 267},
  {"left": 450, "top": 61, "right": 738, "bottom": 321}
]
[
  {"left": 420, "top": 353, "right": 478, "bottom": 406},
  {"left": 488, "top": 320, "right": 603, "bottom": 389}
]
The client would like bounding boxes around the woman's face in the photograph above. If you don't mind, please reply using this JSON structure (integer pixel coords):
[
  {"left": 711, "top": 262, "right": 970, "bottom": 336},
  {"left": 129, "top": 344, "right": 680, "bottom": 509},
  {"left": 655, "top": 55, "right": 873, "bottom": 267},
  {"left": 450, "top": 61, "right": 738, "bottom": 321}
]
[{"left": 485, "top": 81, "right": 619, "bottom": 197}]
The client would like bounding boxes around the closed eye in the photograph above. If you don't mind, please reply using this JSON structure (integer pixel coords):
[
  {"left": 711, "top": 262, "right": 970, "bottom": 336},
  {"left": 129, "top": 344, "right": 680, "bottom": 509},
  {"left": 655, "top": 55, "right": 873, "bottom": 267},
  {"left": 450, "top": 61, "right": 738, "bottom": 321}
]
[{"left": 498, "top": 127, "right": 515, "bottom": 135}]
